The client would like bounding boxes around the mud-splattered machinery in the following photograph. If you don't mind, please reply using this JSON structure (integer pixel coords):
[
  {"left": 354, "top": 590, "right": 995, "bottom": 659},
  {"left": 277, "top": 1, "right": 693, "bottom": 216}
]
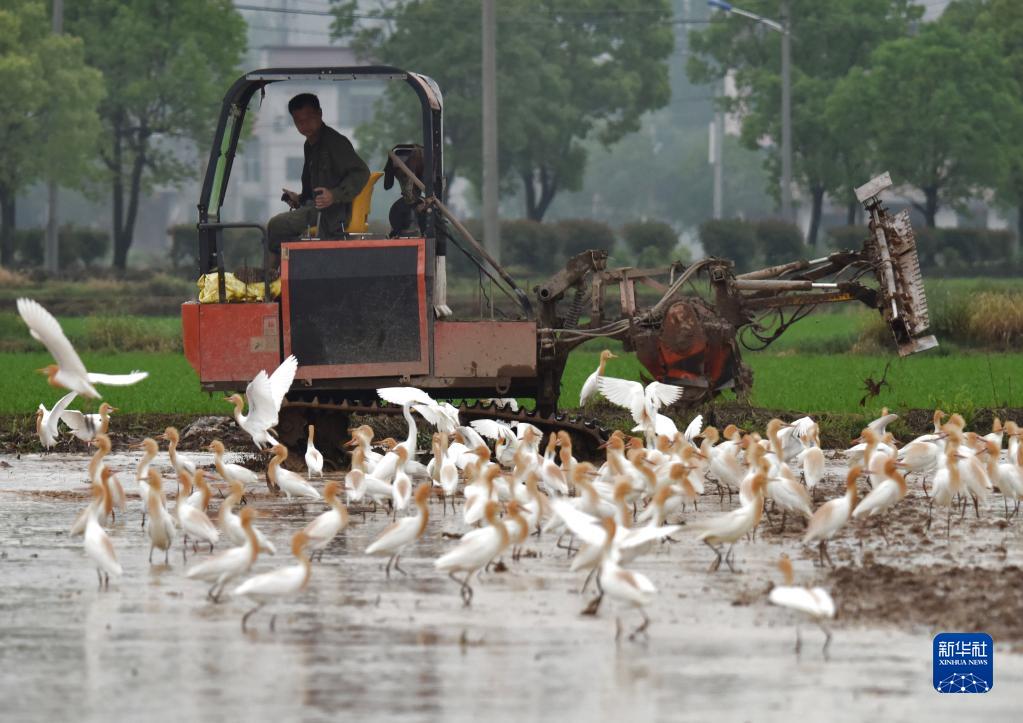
[{"left": 535, "top": 171, "right": 936, "bottom": 407}]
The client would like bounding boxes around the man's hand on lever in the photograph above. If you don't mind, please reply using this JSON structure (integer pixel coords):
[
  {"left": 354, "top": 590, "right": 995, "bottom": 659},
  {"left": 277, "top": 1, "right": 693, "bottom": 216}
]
[{"left": 313, "top": 187, "right": 334, "bottom": 209}]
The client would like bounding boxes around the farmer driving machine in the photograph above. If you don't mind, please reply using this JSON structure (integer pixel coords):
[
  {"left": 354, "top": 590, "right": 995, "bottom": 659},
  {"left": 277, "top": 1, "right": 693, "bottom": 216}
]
[{"left": 181, "top": 66, "right": 936, "bottom": 451}]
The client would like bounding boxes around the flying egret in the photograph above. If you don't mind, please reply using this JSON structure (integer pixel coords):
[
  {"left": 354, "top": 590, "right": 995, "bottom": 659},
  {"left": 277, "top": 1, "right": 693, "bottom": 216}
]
[
  {"left": 225, "top": 355, "right": 298, "bottom": 449},
  {"left": 61, "top": 402, "right": 116, "bottom": 444},
  {"left": 18, "top": 298, "right": 148, "bottom": 398},
  {"left": 597, "top": 375, "right": 683, "bottom": 447},
  {"left": 36, "top": 391, "right": 77, "bottom": 449}
]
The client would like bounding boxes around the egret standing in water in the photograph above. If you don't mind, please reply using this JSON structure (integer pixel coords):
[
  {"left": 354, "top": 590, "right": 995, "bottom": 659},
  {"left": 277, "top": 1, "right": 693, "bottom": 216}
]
[
  {"left": 768, "top": 555, "right": 836, "bottom": 659},
  {"left": 234, "top": 531, "right": 313, "bottom": 632},
  {"left": 83, "top": 481, "right": 122, "bottom": 589},
  {"left": 305, "top": 425, "right": 323, "bottom": 479},
  {"left": 365, "top": 483, "right": 430, "bottom": 577},
  {"left": 804, "top": 466, "right": 861, "bottom": 567}
]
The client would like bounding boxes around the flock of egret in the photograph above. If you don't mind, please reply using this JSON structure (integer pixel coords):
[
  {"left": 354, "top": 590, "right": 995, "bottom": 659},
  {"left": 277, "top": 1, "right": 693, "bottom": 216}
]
[{"left": 16, "top": 296, "right": 1023, "bottom": 652}]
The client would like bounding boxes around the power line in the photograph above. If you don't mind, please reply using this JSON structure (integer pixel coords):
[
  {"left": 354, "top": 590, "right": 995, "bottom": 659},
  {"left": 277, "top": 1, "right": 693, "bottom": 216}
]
[
  {"left": 236, "top": 3, "right": 333, "bottom": 16},
  {"left": 247, "top": 24, "right": 339, "bottom": 39},
  {"left": 235, "top": 3, "right": 710, "bottom": 26}
]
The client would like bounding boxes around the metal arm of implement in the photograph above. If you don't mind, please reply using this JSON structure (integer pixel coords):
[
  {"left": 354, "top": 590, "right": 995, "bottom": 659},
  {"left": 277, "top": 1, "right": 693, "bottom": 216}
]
[
  {"left": 525, "top": 172, "right": 936, "bottom": 407},
  {"left": 386, "top": 151, "right": 533, "bottom": 318}
]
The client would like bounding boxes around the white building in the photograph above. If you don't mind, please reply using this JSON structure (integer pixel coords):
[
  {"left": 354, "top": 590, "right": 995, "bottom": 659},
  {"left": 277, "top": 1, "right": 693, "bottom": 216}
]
[{"left": 219, "top": 45, "right": 390, "bottom": 229}]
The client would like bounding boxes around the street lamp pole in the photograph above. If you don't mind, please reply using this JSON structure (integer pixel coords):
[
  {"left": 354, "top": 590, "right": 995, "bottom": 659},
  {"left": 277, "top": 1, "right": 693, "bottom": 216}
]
[
  {"left": 780, "top": 1, "right": 792, "bottom": 223},
  {"left": 482, "top": 0, "right": 500, "bottom": 263},
  {"left": 708, "top": 1, "right": 793, "bottom": 223},
  {"left": 46, "top": 0, "right": 64, "bottom": 274}
]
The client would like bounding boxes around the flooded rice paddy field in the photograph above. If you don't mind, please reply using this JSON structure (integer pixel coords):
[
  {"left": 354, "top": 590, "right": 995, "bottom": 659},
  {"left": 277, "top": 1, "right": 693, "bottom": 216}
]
[{"left": 1, "top": 450, "right": 1021, "bottom": 722}]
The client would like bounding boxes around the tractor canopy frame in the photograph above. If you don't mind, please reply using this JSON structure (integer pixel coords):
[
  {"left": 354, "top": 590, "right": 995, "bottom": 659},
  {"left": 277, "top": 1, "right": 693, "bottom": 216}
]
[{"left": 195, "top": 65, "right": 444, "bottom": 277}]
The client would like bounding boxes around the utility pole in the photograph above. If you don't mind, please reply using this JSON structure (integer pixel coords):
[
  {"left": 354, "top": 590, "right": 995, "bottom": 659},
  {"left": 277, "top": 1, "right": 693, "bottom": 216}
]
[
  {"left": 481, "top": 0, "right": 500, "bottom": 263},
  {"left": 45, "top": 0, "right": 63, "bottom": 274},
  {"left": 708, "top": 1, "right": 793, "bottom": 224},
  {"left": 780, "top": 0, "right": 793, "bottom": 225},
  {"left": 712, "top": 81, "right": 724, "bottom": 220}
]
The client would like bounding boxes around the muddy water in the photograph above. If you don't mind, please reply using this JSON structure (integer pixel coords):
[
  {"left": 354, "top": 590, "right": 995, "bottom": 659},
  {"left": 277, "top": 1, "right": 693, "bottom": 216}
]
[{"left": 2, "top": 451, "right": 1021, "bottom": 722}]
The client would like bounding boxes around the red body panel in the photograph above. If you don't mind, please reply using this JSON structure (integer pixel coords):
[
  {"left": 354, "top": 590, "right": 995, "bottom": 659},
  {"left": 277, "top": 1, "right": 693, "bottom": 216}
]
[
  {"left": 182, "top": 301, "right": 281, "bottom": 384},
  {"left": 182, "top": 301, "right": 200, "bottom": 373},
  {"left": 434, "top": 321, "right": 536, "bottom": 378}
]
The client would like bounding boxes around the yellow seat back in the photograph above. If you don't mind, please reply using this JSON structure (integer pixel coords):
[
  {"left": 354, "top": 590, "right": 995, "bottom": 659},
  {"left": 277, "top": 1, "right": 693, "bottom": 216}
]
[{"left": 347, "top": 171, "right": 382, "bottom": 233}]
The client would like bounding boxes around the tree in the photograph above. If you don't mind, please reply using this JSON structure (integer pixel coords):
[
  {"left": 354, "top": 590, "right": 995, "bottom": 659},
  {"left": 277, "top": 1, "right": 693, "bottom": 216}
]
[
  {"left": 65, "top": 0, "right": 246, "bottom": 269},
  {"left": 828, "top": 20, "right": 1021, "bottom": 228},
  {"left": 687, "top": 0, "right": 922, "bottom": 248},
  {"left": 755, "top": 218, "right": 804, "bottom": 265},
  {"left": 699, "top": 218, "right": 756, "bottom": 272},
  {"left": 943, "top": 0, "right": 1023, "bottom": 258},
  {"left": 621, "top": 220, "right": 677, "bottom": 262},
  {"left": 331, "top": 0, "right": 674, "bottom": 220},
  {"left": 548, "top": 117, "right": 775, "bottom": 232},
  {"left": 0, "top": 0, "right": 103, "bottom": 266}
]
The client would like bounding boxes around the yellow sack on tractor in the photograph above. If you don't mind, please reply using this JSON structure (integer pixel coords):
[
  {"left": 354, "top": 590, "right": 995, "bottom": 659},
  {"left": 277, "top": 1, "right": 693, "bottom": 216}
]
[
  {"left": 244, "top": 278, "right": 281, "bottom": 300},
  {"left": 197, "top": 272, "right": 280, "bottom": 303},
  {"left": 197, "top": 272, "right": 247, "bottom": 303}
]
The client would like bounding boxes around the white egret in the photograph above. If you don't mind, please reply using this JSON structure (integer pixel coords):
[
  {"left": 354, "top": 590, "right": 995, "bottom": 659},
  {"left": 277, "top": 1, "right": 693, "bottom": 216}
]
[
  {"left": 218, "top": 479, "right": 276, "bottom": 555},
  {"left": 18, "top": 298, "right": 147, "bottom": 398},
  {"left": 208, "top": 440, "right": 260, "bottom": 490},
  {"left": 597, "top": 376, "right": 683, "bottom": 447},
  {"left": 692, "top": 472, "right": 767, "bottom": 572},
  {"left": 768, "top": 555, "right": 836, "bottom": 658},
  {"left": 187, "top": 507, "right": 260, "bottom": 602},
  {"left": 304, "top": 425, "right": 323, "bottom": 479},
  {"left": 365, "top": 483, "right": 431, "bottom": 577},
  {"left": 225, "top": 355, "right": 298, "bottom": 449},
  {"left": 160, "top": 427, "right": 196, "bottom": 479},
  {"left": 852, "top": 458, "right": 908, "bottom": 539},
  {"left": 36, "top": 391, "right": 78, "bottom": 449},
  {"left": 176, "top": 471, "right": 220, "bottom": 559},
  {"left": 83, "top": 482, "right": 122, "bottom": 589},
  {"left": 435, "top": 500, "right": 510, "bottom": 606},
  {"left": 804, "top": 466, "right": 861, "bottom": 567},
  {"left": 145, "top": 469, "right": 177, "bottom": 565},
  {"left": 302, "top": 481, "right": 349, "bottom": 561},
  {"left": 579, "top": 349, "right": 617, "bottom": 406},
  {"left": 61, "top": 402, "right": 115, "bottom": 444},
  {"left": 234, "top": 531, "right": 313, "bottom": 632},
  {"left": 267, "top": 444, "right": 321, "bottom": 501}
]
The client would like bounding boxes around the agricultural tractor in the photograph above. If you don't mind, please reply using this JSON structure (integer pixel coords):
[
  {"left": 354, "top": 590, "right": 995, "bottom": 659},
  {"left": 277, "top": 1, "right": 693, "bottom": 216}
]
[{"left": 181, "top": 65, "right": 936, "bottom": 450}]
